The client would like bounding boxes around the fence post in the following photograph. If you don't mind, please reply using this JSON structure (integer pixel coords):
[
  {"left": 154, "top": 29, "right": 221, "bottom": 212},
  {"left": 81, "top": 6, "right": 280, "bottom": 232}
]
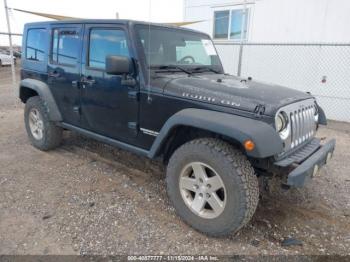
[{"left": 237, "top": 43, "right": 243, "bottom": 76}]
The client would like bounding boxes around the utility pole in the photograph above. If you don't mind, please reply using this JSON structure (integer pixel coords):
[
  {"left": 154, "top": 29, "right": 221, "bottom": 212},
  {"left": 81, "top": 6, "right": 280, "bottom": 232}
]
[
  {"left": 3, "top": 0, "right": 16, "bottom": 87},
  {"left": 237, "top": 0, "right": 248, "bottom": 77}
]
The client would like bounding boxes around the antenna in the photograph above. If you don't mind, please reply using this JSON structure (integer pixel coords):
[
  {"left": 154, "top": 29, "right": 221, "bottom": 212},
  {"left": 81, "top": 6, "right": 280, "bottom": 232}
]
[{"left": 147, "top": 0, "right": 152, "bottom": 103}]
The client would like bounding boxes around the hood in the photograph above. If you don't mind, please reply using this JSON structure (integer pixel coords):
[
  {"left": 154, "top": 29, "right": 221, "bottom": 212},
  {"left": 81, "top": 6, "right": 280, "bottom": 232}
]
[{"left": 157, "top": 73, "right": 313, "bottom": 116}]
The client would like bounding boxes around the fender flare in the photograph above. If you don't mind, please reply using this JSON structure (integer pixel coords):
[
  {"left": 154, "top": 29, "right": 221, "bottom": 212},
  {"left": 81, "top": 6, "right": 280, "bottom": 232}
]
[
  {"left": 19, "top": 79, "right": 62, "bottom": 121},
  {"left": 148, "top": 108, "right": 283, "bottom": 159}
]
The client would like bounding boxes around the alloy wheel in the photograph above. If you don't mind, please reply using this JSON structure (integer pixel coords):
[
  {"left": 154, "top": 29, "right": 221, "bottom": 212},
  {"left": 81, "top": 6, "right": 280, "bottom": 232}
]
[
  {"left": 28, "top": 108, "right": 44, "bottom": 140},
  {"left": 179, "top": 162, "right": 227, "bottom": 219}
]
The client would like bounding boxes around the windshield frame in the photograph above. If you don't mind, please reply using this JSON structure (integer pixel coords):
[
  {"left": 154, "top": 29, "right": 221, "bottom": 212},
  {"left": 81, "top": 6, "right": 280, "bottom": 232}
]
[{"left": 133, "top": 24, "right": 224, "bottom": 78}]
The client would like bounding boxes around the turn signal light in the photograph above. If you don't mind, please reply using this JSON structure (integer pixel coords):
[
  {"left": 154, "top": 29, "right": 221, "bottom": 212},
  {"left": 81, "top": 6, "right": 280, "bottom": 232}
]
[{"left": 244, "top": 140, "right": 255, "bottom": 151}]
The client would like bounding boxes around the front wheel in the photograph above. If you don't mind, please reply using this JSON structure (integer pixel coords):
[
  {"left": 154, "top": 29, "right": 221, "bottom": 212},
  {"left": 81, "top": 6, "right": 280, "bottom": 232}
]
[
  {"left": 24, "top": 96, "right": 62, "bottom": 151},
  {"left": 166, "top": 138, "right": 259, "bottom": 236}
]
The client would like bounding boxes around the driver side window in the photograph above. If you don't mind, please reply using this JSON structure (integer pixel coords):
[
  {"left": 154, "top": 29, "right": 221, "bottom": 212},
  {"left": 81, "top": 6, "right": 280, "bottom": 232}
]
[{"left": 88, "top": 28, "right": 129, "bottom": 69}]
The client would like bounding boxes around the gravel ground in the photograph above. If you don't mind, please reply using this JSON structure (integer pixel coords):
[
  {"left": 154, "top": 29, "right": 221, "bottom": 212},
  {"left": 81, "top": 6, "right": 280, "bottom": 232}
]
[{"left": 0, "top": 64, "right": 349, "bottom": 255}]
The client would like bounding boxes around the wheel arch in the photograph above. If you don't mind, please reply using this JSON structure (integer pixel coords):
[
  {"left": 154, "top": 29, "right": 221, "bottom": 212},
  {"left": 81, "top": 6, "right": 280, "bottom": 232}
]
[
  {"left": 157, "top": 125, "right": 244, "bottom": 164},
  {"left": 317, "top": 104, "right": 327, "bottom": 125},
  {"left": 148, "top": 108, "right": 283, "bottom": 160},
  {"left": 19, "top": 79, "right": 62, "bottom": 122}
]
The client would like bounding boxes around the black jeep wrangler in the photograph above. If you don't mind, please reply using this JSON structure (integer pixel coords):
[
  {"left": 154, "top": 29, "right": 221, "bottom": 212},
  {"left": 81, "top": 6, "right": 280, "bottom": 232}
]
[{"left": 19, "top": 20, "right": 335, "bottom": 236}]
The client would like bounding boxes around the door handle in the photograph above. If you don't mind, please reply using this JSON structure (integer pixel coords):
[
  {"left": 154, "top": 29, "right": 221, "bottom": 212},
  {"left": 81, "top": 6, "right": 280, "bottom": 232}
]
[
  {"left": 48, "top": 71, "right": 60, "bottom": 78},
  {"left": 81, "top": 76, "right": 95, "bottom": 85}
]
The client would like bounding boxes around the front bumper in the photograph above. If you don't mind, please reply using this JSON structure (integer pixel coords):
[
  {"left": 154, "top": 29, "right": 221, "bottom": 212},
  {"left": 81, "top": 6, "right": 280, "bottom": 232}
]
[{"left": 275, "top": 139, "right": 336, "bottom": 187}]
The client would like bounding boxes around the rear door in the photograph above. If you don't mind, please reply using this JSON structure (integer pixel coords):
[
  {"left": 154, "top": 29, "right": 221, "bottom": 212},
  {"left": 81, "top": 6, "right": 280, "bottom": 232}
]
[
  {"left": 48, "top": 24, "right": 83, "bottom": 126},
  {"left": 80, "top": 24, "right": 139, "bottom": 143}
]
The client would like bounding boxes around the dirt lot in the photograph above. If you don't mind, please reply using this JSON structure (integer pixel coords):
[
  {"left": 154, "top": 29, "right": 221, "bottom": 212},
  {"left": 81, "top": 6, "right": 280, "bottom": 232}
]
[{"left": 0, "top": 64, "right": 349, "bottom": 256}]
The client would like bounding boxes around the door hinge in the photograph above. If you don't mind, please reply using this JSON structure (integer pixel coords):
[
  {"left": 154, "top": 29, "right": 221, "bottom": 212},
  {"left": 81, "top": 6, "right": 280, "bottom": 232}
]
[
  {"left": 128, "top": 122, "right": 139, "bottom": 134},
  {"left": 73, "top": 106, "right": 81, "bottom": 114},
  {"left": 128, "top": 90, "right": 139, "bottom": 100}
]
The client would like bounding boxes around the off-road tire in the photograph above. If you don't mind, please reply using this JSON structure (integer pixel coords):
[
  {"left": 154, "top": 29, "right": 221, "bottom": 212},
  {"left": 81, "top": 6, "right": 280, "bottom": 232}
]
[
  {"left": 166, "top": 138, "right": 259, "bottom": 236},
  {"left": 24, "top": 96, "right": 62, "bottom": 151}
]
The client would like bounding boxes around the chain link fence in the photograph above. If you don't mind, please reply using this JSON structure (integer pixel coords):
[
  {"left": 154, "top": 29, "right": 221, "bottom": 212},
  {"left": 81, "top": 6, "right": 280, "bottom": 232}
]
[{"left": 215, "top": 42, "right": 350, "bottom": 122}]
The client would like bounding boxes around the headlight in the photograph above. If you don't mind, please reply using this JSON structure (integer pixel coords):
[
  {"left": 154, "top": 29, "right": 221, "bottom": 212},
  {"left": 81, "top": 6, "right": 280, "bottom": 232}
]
[
  {"left": 275, "top": 111, "right": 289, "bottom": 140},
  {"left": 276, "top": 112, "right": 288, "bottom": 132}
]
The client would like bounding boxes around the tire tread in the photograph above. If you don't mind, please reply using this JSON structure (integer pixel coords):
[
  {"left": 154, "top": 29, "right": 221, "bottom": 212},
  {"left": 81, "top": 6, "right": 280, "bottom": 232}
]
[
  {"left": 25, "top": 96, "right": 62, "bottom": 151},
  {"left": 166, "top": 137, "right": 259, "bottom": 236}
]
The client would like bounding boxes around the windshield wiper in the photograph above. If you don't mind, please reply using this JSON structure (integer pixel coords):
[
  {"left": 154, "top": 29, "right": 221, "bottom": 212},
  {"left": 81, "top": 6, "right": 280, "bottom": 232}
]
[
  {"left": 150, "top": 65, "right": 192, "bottom": 75},
  {"left": 192, "top": 66, "right": 221, "bottom": 74}
]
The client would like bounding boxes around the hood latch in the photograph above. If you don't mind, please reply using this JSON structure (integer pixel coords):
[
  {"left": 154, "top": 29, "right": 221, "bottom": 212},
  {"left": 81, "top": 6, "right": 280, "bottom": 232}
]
[{"left": 254, "top": 104, "right": 266, "bottom": 117}]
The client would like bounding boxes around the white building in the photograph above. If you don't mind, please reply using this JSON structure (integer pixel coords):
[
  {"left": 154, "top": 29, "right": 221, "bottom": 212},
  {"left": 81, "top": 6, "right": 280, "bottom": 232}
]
[
  {"left": 184, "top": 0, "right": 350, "bottom": 122},
  {"left": 184, "top": 0, "right": 350, "bottom": 43}
]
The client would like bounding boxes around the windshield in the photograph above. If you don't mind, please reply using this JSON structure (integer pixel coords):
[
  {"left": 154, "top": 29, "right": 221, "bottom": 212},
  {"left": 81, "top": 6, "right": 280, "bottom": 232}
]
[{"left": 135, "top": 25, "right": 223, "bottom": 71}]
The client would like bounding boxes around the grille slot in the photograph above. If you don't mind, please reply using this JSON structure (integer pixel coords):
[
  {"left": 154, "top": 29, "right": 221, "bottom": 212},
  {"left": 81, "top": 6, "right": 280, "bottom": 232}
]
[
  {"left": 290, "top": 106, "right": 315, "bottom": 149},
  {"left": 276, "top": 99, "right": 316, "bottom": 153}
]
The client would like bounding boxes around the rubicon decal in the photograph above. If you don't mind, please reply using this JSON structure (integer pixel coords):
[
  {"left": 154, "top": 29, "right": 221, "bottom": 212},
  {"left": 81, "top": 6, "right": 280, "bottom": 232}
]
[{"left": 182, "top": 92, "right": 240, "bottom": 107}]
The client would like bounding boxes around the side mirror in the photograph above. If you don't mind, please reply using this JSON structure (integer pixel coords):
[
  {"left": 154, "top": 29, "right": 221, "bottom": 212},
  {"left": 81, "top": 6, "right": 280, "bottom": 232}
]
[{"left": 106, "top": 55, "right": 131, "bottom": 75}]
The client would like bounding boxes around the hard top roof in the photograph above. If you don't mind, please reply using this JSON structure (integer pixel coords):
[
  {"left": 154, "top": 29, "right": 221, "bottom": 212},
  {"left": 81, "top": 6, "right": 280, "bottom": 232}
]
[{"left": 24, "top": 19, "right": 204, "bottom": 35}]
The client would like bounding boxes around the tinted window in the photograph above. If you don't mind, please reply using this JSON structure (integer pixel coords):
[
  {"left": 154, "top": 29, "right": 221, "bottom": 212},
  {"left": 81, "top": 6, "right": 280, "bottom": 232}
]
[
  {"left": 52, "top": 28, "right": 79, "bottom": 65},
  {"left": 89, "top": 29, "right": 129, "bottom": 69},
  {"left": 26, "top": 28, "right": 46, "bottom": 62},
  {"left": 230, "top": 9, "right": 249, "bottom": 40},
  {"left": 213, "top": 11, "right": 229, "bottom": 39},
  {"left": 213, "top": 9, "right": 249, "bottom": 40}
]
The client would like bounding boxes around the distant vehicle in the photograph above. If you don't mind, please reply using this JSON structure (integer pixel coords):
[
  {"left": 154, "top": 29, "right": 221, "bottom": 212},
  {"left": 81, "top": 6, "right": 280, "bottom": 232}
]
[
  {"left": 9, "top": 50, "right": 22, "bottom": 58},
  {"left": 19, "top": 20, "right": 335, "bottom": 237},
  {"left": 0, "top": 52, "right": 16, "bottom": 66},
  {"left": 14, "top": 51, "right": 22, "bottom": 58},
  {"left": 0, "top": 48, "right": 21, "bottom": 58}
]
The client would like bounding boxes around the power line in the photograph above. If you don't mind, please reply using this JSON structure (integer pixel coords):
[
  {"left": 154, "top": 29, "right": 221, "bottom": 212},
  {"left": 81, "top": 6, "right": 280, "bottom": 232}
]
[{"left": 0, "top": 32, "right": 22, "bottom": 36}]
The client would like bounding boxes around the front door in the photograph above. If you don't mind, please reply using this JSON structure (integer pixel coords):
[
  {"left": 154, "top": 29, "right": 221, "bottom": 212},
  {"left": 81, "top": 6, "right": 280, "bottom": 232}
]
[
  {"left": 48, "top": 24, "right": 83, "bottom": 126},
  {"left": 80, "top": 24, "right": 139, "bottom": 144}
]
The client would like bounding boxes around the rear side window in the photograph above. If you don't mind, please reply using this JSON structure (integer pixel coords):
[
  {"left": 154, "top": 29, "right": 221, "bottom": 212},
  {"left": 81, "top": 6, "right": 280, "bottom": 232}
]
[
  {"left": 52, "top": 28, "right": 80, "bottom": 65},
  {"left": 88, "top": 28, "right": 129, "bottom": 69},
  {"left": 26, "top": 28, "right": 46, "bottom": 62}
]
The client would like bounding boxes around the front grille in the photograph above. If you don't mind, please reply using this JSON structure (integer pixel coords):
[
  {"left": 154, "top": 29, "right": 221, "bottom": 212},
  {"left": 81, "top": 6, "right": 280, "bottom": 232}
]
[
  {"left": 290, "top": 105, "right": 316, "bottom": 148},
  {"left": 276, "top": 99, "right": 317, "bottom": 153}
]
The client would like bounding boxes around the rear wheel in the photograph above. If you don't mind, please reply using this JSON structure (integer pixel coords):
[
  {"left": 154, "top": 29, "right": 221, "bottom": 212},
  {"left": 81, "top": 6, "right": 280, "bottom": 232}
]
[
  {"left": 166, "top": 138, "right": 259, "bottom": 236},
  {"left": 24, "top": 96, "right": 62, "bottom": 151}
]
